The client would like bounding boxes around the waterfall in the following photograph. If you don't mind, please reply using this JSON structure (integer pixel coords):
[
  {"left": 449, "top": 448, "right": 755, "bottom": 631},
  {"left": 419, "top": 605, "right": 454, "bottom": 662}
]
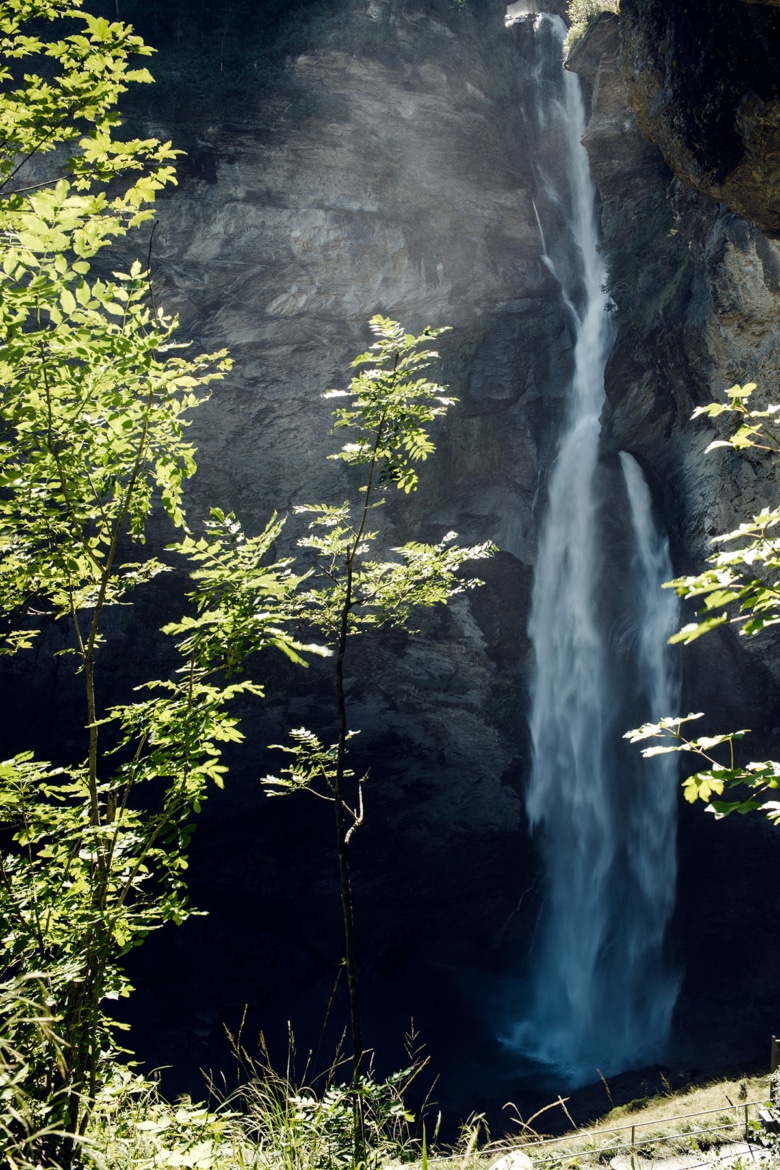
[{"left": 504, "top": 14, "right": 680, "bottom": 1085}]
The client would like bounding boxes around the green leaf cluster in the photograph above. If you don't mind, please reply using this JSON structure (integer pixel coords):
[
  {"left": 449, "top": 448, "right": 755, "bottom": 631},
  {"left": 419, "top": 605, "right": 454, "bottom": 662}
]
[
  {"left": 325, "top": 317, "right": 456, "bottom": 495},
  {"left": 666, "top": 385, "right": 780, "bottom": 644},
  {"left": 165, "top": 508, "right": 326, "bottom": 674},
  {"left": 627, "top": 383, "right": 780, "bottom": 824},
  {"left": 625, "top": 712, "right": 780, "bottom": 821},
  {"left": 0, "top": 0, "right": 175, "bottom": 196},
  {"left": 266, "top": 317, "right": 496, "bottom": 795},
  {"left": 262, "top": 316, "right": 496, "bottom": 1087},
  {"left": 0, "top": 1, "right": 313, "bottom": 1156},
  {"left": 0, "top": 2, "right": 498, "bottom": 1143}
]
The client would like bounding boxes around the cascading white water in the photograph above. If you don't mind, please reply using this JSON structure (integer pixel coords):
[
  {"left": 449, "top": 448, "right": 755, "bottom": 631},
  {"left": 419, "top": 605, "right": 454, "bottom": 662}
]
[
  {"left": 505, "top": 14, "right": 680, "bottom": 1085},
  {"left": 619, "top": 452, "right": 680, "bottom": 974}
]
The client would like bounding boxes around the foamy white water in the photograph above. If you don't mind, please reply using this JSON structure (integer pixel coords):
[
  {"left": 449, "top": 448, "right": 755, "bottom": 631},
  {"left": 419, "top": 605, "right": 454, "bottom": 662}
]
[{"left": 504, "top": 14, "right": 679, "bottom": 1084}]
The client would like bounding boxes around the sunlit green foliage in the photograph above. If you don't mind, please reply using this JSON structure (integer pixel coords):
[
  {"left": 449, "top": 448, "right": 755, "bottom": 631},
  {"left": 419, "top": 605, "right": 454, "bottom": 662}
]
[
  {"left": 626, "top": 384, "right": 780, "bottom": 823},
  {"left": 264, "top": 318, "right": 496, "bottom": 1087},
  {"left": 0, "top": 2, "right": 312, "bottom": 1160},
  {"left": 76, "top": 1033, "right": 429, "bottom": 1170},
  {"left": 0, "top": 6, "right": 496, "bottom": 1164}
]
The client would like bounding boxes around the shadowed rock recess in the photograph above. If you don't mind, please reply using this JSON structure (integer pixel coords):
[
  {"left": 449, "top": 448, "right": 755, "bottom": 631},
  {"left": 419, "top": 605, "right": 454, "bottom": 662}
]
[{"left": 6, "top": 0, "right": 780, "bottom": 1128}]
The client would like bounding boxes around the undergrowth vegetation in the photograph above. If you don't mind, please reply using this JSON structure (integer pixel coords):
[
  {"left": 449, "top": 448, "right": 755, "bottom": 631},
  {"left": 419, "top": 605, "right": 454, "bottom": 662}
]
[
  {"left": 511, "top": 1074, "right": 769, "bottom": 1169},
  {"left": 60, "top": 1067, "right": 774, "bottom": 1170},
  {"left": 78, "top": 1046, "right": 430, "bottom": 1170}
]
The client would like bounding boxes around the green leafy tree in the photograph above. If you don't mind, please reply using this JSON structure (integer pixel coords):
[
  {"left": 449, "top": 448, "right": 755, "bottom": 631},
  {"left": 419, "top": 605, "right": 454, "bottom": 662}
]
[
  {"left": 564, "top": 0, "right": 619, "bottom": 52},
  {"left": 264, "top": 317, "right": 496, "bottom": 1082},
  {"left": 0, "top": 2, "right": 313, "bottom": 1161},
  {"left": 626, "top": 383, "right": 780, "bottom": 822}
]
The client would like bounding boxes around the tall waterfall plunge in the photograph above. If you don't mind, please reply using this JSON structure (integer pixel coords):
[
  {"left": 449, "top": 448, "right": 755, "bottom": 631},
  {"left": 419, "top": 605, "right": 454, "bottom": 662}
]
[{"left": 505, "top": 14, "right": 680, "bottom": 1085}]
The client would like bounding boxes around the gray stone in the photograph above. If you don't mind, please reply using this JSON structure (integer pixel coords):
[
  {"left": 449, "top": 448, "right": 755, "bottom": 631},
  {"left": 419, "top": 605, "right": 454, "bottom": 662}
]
[{"left": 489, "top": 1151, "right": 535, "bottom": 1170}]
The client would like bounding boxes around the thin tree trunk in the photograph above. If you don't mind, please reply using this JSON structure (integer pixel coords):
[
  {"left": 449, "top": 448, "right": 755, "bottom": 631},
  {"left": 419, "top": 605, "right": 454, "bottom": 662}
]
[{"left": 333, "top": 555, "right": 363, "bottom": 1080}]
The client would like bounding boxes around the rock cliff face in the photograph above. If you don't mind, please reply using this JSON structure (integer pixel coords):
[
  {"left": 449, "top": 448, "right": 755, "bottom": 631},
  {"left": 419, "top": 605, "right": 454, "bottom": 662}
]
[
  {"left": 569, "top": 6, "right": 780, "bottom": 1075},
  {"left": 570, "top": 10, "right": 780, "bottom": 563},
  {"left": 619, "top": 0, "right": 780, "bottom": 237}
]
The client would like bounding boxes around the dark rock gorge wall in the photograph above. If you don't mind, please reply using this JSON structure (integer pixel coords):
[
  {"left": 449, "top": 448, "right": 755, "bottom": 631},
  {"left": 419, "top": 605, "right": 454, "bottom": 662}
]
[
  {"left": 10, "top": 0, "right": 780, "bottom": 1123},
  {"left": 619, "top": 0, "right": 780, "bottom": 236},
  {"left": 570, "top": 0, "right": 780, "bottom": 1075}
]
